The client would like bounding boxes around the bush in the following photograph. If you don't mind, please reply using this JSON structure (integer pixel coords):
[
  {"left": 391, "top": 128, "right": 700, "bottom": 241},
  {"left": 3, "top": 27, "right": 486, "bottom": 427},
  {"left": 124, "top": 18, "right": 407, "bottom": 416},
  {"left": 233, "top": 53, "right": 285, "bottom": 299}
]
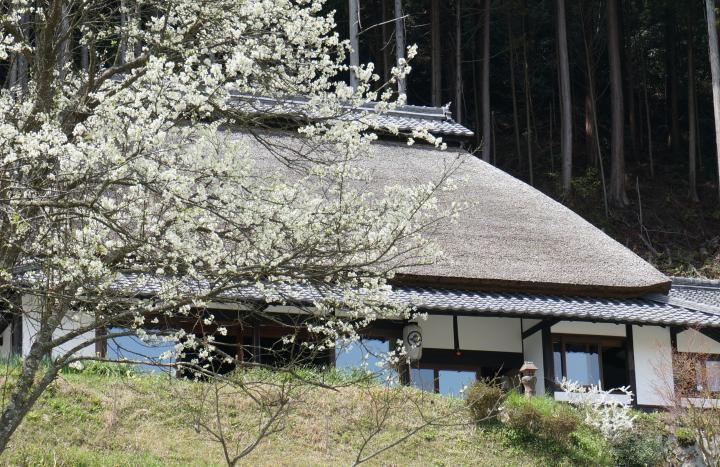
[
  {"left": 466, "top": 379, "right": 505, "bottom": 422},
  {"left": 611, "top": 412, "right": 667, "bottom": 467},
  {"left": 500, "top": 391, "right": 580, "bottom": 444},
  {"left": 675, "top": 427, "right": 696, "bottom": 447}
]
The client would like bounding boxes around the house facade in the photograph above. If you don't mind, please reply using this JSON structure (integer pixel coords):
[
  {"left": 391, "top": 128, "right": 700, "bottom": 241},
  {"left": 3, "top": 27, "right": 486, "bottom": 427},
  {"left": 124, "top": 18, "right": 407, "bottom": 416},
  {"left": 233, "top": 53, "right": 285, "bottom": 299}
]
[{"left": 4, "top": 100, "right": 720, "bottom": 408}]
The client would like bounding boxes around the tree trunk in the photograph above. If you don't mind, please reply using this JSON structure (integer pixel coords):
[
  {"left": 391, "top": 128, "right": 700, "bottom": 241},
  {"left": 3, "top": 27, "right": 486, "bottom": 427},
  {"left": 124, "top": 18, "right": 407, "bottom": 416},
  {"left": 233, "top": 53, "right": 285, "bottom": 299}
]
[
  {"left": 431, "top": 0, "right": 442, "bottom": 106},
  {"left": 689, "top": 15, "right": 699, "bottom": 202},
  {"left": 666, "top": 10, "right": 681, "bottom": 158},
  {"left": 556, "top": 0, "right": 572, "bottom": 196},
  {"left": 507, "top": 9, "right": 522, "bottom": 166},
  {"left": 349, "top": 0, "right": 360, "bottom": 89},
  {"left": 481, "top": 0, "right": 491, "bottom": 162},
  {"left": 455, "top": 0, "right": 463, "bottom": 122},
  {"left": 607, "top": 0, "right": 628, "bottom": 206},
  {"left": 706, "top": 0, "right": 720, "bottom": 201},
  {"left": 623, "top": 1, "right": 638, "bottom": 161},
  {"left": 642, "top": 52, "right": 654, "bottom": 178},
  {"left": 381, "top": 0, "right": 392, "bottom": 83},
  {"left": 522, "top": 14, "right": 534, "bottom": 184},
  {"left": 394, "top": 0, "right": 407, "bottom": 95}
]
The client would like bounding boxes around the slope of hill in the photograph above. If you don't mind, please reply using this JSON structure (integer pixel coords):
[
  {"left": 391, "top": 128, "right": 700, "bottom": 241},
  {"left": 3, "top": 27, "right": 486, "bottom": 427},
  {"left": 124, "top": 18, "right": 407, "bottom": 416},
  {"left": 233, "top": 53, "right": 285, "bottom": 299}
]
[{"left": 2, "top": 369, "right": 610, "bottom": 466}]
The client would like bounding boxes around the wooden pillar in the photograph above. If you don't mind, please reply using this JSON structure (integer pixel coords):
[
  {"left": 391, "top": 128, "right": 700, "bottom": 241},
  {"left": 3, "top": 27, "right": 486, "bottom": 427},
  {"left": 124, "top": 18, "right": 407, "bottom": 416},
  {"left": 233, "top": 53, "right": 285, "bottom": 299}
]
[
  {"left": 235, "top": 325, "right": 244, "bottom": 362},
  {"left": 541, "top": 325, "right": 554, "bottom": 395},
  {"left": 625, "top": 324, "right": 637, "bottom": 406}
]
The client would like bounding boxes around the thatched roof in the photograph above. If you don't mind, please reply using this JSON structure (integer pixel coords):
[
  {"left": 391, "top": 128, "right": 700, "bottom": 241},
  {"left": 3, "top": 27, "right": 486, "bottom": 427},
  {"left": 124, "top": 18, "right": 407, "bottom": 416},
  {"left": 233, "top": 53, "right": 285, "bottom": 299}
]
[{"left": 235, "top": 130, "right": 669, "bottom": 297}]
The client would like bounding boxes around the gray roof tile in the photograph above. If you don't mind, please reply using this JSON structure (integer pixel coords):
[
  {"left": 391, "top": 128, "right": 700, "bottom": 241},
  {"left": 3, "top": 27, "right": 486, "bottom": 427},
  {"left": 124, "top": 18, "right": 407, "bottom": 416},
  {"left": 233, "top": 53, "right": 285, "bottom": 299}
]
[
  {"left": 17, "top": 270, "right": 720, "bottom": 328},
  {"left": 227, "top": 94, "right": 474, "bottom": 138},
  {"left": 107, "top": 273, "right": 720, "bottom": 328}
]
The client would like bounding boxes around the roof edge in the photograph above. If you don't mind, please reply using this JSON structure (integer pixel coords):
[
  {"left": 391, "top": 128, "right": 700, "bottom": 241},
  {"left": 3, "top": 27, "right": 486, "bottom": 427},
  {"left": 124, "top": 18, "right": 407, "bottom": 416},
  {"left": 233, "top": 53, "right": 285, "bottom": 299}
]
[{"left": 392, "top": 274, "right": 672, "bottom": 299}]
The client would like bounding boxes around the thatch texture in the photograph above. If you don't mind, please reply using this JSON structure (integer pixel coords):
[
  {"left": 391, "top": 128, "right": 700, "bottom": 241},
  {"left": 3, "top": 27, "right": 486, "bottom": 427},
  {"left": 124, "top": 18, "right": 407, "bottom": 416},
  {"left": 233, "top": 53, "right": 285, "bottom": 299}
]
[{"left": 232, "top": 130, "right": 669, "bottom": 297}]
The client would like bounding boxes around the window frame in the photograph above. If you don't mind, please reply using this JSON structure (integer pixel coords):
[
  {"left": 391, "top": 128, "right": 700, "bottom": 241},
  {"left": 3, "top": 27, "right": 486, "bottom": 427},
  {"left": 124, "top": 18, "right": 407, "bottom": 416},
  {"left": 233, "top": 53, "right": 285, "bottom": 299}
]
[{"left": 411, "top": 365, "right": 481, "bottom": 394}]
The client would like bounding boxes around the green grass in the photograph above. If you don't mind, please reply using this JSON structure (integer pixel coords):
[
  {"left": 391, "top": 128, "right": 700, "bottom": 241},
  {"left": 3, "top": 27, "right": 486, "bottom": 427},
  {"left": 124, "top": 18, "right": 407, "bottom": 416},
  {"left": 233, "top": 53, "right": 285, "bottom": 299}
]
[{"left": 0, "top": 367, "right": 615, "bottom": 466}]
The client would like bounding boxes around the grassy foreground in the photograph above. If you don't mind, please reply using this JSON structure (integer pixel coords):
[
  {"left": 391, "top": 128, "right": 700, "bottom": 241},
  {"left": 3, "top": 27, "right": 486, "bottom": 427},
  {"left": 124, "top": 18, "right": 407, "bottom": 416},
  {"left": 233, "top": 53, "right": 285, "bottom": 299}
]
[{"left": 1, "top": 368, "right": 610, "bottom": 466}]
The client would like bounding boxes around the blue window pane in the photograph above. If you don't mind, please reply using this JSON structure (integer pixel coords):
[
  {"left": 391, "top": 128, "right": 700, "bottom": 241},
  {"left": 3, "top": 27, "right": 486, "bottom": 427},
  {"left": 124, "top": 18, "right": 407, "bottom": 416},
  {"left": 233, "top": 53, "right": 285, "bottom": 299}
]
[
  {"left": 335, "top": 339, "right": 397, "bottom": 382},
  {"left": 410, "top": 368, "right": 435, "bottom": 392},
  {"left": 106, "top": 327, "right": 175, "bottom": 373},
  {"left": 439, "top": 370, "right": 476, "bottom": 397},
  {"left": 565, "top": 343, "right": 600, "bottom": 386}
]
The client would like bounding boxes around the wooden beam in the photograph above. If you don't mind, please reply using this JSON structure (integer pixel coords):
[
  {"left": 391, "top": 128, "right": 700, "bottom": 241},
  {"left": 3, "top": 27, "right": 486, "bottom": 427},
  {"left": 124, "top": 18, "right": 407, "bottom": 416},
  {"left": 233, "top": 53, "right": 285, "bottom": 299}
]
[{"left": 522, "top": 318, "right": 560, "bottom": 340}]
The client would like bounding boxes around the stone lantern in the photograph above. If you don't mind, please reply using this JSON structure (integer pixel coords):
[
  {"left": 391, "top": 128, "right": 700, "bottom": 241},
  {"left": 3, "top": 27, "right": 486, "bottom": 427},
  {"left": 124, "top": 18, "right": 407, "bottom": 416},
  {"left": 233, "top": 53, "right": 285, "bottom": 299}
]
[{"left": 519, "top": 361, "right": 538, "bottom": 397}]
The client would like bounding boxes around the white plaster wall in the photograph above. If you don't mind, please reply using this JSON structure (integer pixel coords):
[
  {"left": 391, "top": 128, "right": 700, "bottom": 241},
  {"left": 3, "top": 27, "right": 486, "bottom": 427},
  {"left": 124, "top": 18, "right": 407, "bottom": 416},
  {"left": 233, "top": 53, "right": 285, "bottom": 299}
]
[
  {"left": 521, "top": 318, "right": 542, "bottom": 331},
  {"left": 551, "top": 321, "right": 626, "bottom": 337},
  {"left": 523, "top": 332, "right": 545, "bottom": 395},
  {"left": 457, "top": 317, "right": 522, "bottom": 352},
  {"left": 677, "top": 329, "right": 720, "bottom": 354},
  {"left": 632, "top": 325, "right": 674, "bottom": 406},
  {"left": 417, "top": 315, "right": 523, "bottom": 352},
  {"left": 418, "top": 315, "right": 454, "bottom": 349},
  {"left": 22, "top": 295, "right": 96, "bottom": 359}
]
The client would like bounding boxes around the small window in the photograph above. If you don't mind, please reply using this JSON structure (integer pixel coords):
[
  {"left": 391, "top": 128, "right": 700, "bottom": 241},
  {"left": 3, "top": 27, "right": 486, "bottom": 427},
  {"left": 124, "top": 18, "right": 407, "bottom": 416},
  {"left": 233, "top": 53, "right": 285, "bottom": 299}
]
[{"left": 553, "top": 334, "right": 628, "bottom": 390}]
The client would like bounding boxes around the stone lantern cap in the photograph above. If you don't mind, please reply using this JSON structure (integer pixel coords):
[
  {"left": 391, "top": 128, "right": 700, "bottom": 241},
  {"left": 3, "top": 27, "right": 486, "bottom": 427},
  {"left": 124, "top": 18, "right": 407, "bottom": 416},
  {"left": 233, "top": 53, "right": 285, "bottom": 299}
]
[{"left": 519, "top": 361, "right": 538, "bottom": 373}]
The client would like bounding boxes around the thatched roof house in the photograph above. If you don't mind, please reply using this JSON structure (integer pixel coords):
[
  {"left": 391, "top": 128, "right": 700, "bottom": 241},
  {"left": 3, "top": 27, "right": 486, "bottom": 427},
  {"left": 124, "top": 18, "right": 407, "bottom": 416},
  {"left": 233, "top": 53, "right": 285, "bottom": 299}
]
[{"left": 10, "top": 97, "right": 720, "bottom": 407}]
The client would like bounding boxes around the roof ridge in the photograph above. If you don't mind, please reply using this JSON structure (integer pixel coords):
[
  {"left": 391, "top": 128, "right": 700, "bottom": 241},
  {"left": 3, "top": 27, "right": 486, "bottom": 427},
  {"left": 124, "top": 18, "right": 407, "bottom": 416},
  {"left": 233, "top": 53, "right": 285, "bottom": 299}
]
[{"left": 672, "top": 276, "right": 720, "bottom": 288}]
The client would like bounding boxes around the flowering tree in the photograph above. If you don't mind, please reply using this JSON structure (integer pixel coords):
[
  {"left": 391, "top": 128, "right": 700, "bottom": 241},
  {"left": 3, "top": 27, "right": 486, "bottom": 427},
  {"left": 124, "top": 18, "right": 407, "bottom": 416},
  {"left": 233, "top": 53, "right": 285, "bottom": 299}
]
[{"left": 0, "top": 0, "right": 457, "bottom": 455}]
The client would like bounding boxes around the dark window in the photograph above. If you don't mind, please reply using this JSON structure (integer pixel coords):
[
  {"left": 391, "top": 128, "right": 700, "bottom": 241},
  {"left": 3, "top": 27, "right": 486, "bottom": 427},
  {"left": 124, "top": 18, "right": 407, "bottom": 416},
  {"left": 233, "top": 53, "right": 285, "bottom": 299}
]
[{"left": 553, "top": 334, "right": 628, "bottom": 390}]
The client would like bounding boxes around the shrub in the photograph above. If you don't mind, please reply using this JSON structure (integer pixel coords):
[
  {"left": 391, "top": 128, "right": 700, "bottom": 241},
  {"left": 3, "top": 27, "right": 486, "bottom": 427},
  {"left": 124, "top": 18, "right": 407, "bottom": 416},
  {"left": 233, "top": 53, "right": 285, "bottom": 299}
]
[
  {"left": 500, "top": 391, "right": 580, "bottom": 444},
  {"left": 675, "top": 426, "right": 696, "bottom": 447},
  {"left": 611, "top": 412, "right": 667, "bottom": 467},
  {"left": 466, "top": 379, "right": 505, "bottom": 422}
]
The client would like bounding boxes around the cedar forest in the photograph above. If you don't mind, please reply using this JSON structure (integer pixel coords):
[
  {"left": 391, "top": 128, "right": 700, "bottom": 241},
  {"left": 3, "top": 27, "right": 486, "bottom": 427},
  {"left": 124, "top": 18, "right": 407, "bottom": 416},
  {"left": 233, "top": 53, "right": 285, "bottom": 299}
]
[
  {"left": 334, "top": 0, "right": 720, "bottom": 279},
  {"left": 3, "top": 0, "right": 720, "bottom": 278}
]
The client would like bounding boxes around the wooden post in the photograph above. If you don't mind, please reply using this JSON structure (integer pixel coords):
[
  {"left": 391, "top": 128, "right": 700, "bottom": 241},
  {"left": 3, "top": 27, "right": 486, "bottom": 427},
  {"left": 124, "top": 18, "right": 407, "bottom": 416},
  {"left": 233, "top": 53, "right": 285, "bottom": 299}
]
[
  {"left": 625, "top": 324, "right": 637, "bottom": 406},
  {"left": 541, "top": 326, "right": 554, "bottom": 395}
]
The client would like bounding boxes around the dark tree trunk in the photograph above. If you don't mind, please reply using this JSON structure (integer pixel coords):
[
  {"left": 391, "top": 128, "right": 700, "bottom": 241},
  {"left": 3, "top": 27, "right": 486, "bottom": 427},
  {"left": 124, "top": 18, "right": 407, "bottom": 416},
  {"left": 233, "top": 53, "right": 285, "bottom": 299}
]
[
  {"left": 522, "top": 14, "right": 534, "bottom": 184},
  {"left": 508, "top": 8, "right": 522, "bottom": 166},
  {"left": 666, "top": 9, "right": 681, "bottom": 158},
  {"left": 381, "top": 0, "right": 392, "bottom": 83},
  {"left": 556, "top": 0, "right": 572, "bottom": 196},
  {"left": 688, "top": 17, "right": 699, "bottom": 202},
  {"left": 431, "top": 0, "right": 442, "bottom": 107},
  {"left": 481, "top": 0, "right": 491, "bottom": 162},
  {"left": 706, "top": 0, "right": 720, "bottom": 201},
  {"left": 607, "top": 0, "right": 628, "bottom": 206},
  {"left": 455, "top": 0, "right": 463, "bottom": 123}
]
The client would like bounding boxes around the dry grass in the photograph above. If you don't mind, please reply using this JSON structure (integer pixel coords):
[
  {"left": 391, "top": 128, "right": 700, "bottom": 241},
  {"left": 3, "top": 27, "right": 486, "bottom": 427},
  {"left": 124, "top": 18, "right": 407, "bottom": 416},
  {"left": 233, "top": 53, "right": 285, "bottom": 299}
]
[{"left": 1, "top": 370, "right": 589, "bottom": 466}]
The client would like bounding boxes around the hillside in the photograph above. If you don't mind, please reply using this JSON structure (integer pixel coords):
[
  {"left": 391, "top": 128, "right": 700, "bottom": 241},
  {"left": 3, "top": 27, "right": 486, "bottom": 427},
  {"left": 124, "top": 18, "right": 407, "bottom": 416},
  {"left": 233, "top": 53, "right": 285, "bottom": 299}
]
[{"left": 2, "top": 369, "right": 613, "bottom": 467}]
